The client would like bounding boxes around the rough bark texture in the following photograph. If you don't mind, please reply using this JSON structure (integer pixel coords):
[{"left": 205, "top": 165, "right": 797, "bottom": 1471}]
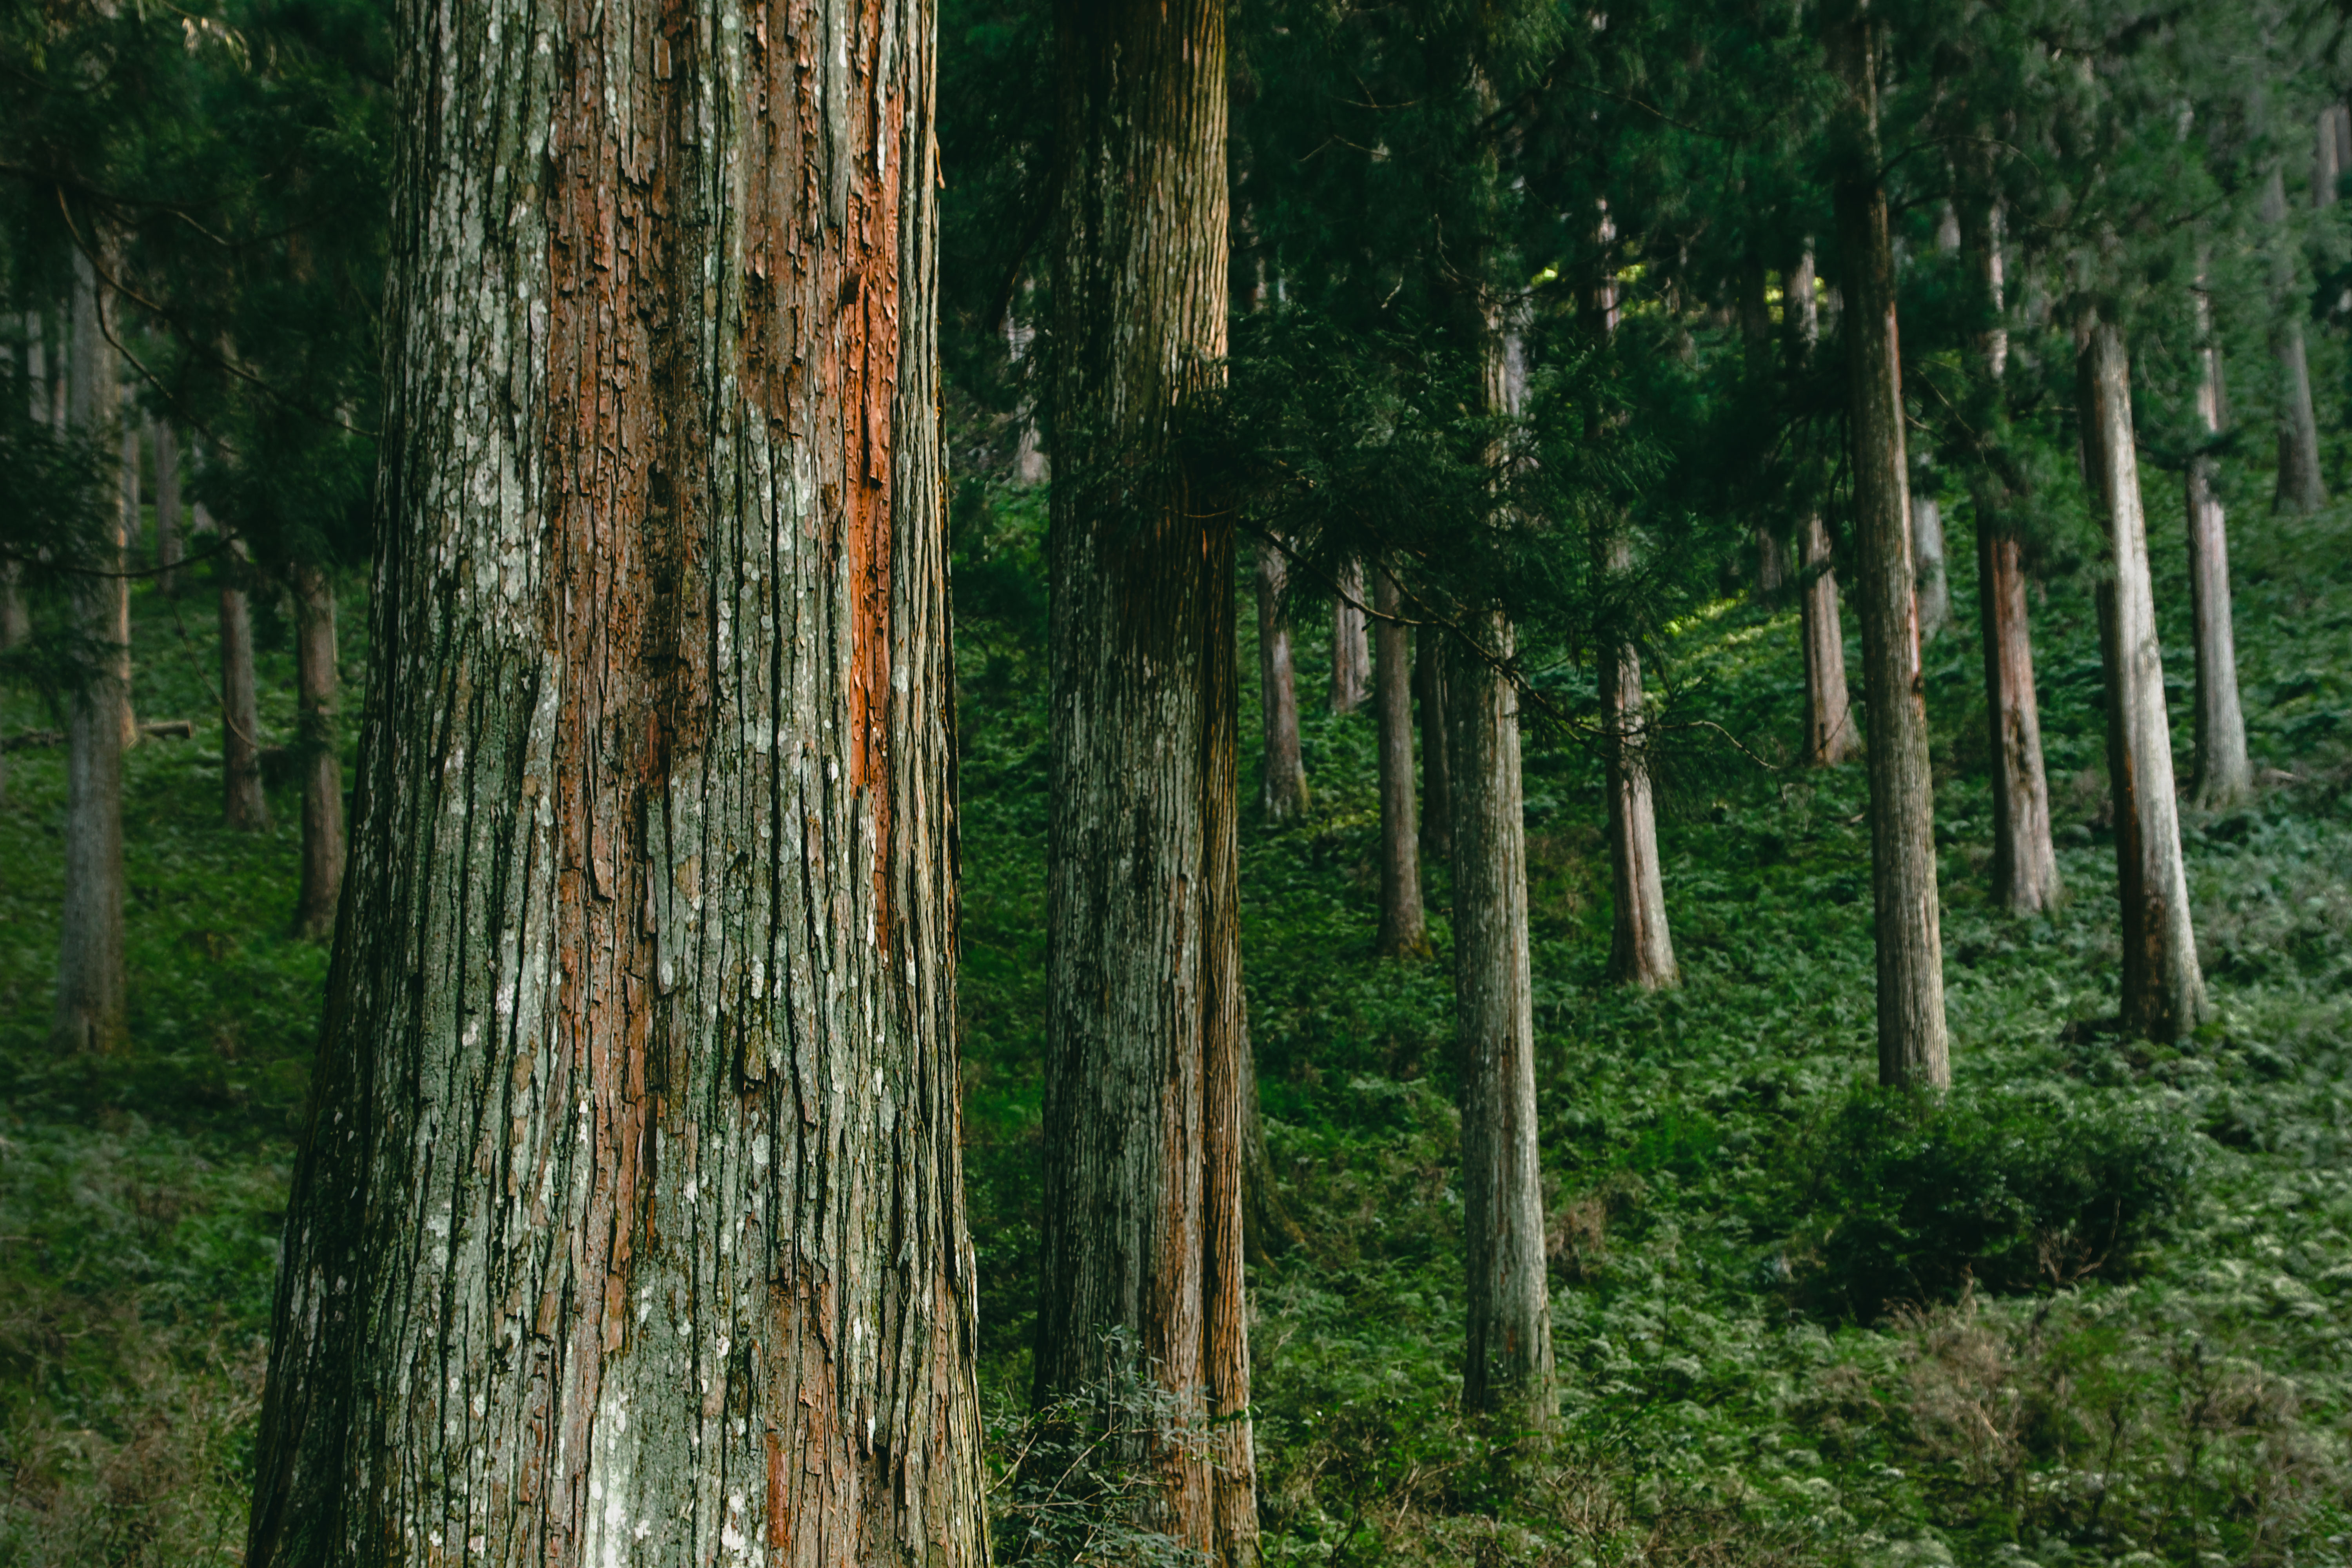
[
  {"left": 1830, "top": 9, "right": 1949, "bottom": 1089},
  {"left": 1329, "top": 557, "right": 1368, "bottom": 715},
  {"left": 2262, "top": 168, "right": 2328, "bottom": 514},
  {"left": 2187, "top": 285, "right": 2251, "bottom": 808},
  {"left": 291, "top": 564, "right": 344, "bottom": 940},
  {"left": 1372, "top": 567, "right": 1426, "bottom": 958},
  {"left": 153, "top": 420, "right": 182, "bottom": 596},
  {"left": 1256, "top": 539, "right": 1308, "bottom": 822},
  {"left": 53, "top": 248, "right": 128, "bottom": 1056},
  {"left": 242, "top": 0, "right": 989, "bottom": 1561},
  {"left": 1797, "top": 512, "right": 1855, "bottom": 767},
  {"left": 1415, "top": 628, "right": 1450, "bottom": 867},
  {"left": 1036, "top": 2, "right": 1256, "bottom": 1561},
  {"left": 2080, "top": 321, "right": 2208, "bottom": 1043},
  {"left": 219, "top": 569, "right": 270, "bottom": 832},
  {"left": 1446, "top": 611, "right": 1553, "bottom": 1423}
]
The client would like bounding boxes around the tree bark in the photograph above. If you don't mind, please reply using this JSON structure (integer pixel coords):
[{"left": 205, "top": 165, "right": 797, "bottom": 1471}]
[
  {"left": 1256, "top": 538, "right": 1308, "bottom": 821},
  {"left": 1037, "top": 3, "right": 1256, "bottom": 1561},
  {"left": 2262, "top": 167, "right": 2328, "bottom": 513},
  {"left": 243, "top": 0, "right": 989, "bottom": 1561},
  {"left": 1373, "top": 566, "right": 1426, "bottom": 958},
  {"left": 1830, "top": 8, "right": 1949, "bottom": 1089},
  {"left": 218, "top": 566, "right": 269, "bottom": 832},
  {"left": 1797, "top": 512, "right": 1856, "bottom": 767},
  {"left": 2187, "top": 282, "right": 2252, "bottom": 808},
  {"left": 115, "top": 405, "right": 140, "bottom": 748},
  {"left": 1415, "top": 627, "right": 1451, "bottom": 867},
  {"left": 1909, "top": 475, "right": 1949, "bottom": 643},
  {"left": 1330, "top": 557, "right": 1368, "bottom": 714},
  {"left": 53, "top": 247, "right": 127, "bottom": 1055},
  {"left": 2080, "top": 320, "right": 2208, "bottom": 1043},
  {"left": 152, "top": 420, "right": 181, "bottom": 596},
  {"left": 291, "top": 564, "right": 343, "bottom": 940},
  {"left": 1599, "top": 548, "right": 1675, "bottom": 990},
  {"left": 3, "top": 310, "right": 42, "bottom": 650}
]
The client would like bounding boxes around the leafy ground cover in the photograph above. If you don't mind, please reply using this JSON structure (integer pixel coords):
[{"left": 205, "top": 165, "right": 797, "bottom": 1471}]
[{"left": 7, "top": 437, "right": 2352, "bottom": 1563}]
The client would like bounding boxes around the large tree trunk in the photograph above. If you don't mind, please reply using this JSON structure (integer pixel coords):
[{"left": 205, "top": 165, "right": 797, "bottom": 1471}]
[
  {"left": 1830, "top": 9, "right": 1948, "bottom": 1089},
  {"left": 2262, "top": 167, "right": 2328, "bottom": 513},
  {"left": 1256, "top": 538, "right": 1308, "bottom": 821},
  {"left": 151, "top": 420, "right": 181, "bottom": 596},
  {"left": 2187, "top": 282, "right": 2252, "bottom": 808},
  {"left": 1788, "top": 250, "right": 1857, "bottom": 768},
  {"left": 1960, "top": 193, "right": 2058, "bottom": 915},
  {"left": 1037, "top": 4, "right": 1256, "bottom": 1562},
  {"left": 53, "top": 248, "right": 128, "bottom": 1055},
  {"left": 290, "top": 564, "right": 343, "bottom": 939},
  {"left": 1373, "top": 566, "right": 1427, "bottom": 958},
  {"left": 242, "top": 1, "right": 989, "bottom": 1562},
  {"left": 1330, "top": 557, "right": 1368, "bottom": 714},
  {"left": 1415, "top": 628, "right": 1450, "bottom": 867},
  {"left": 2080, "top": 321, "right": 2208, "bottom": 1043}
]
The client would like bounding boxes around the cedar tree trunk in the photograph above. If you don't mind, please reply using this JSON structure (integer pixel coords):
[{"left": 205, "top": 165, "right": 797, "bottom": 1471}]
[
  {"left": 152, "top": 420, "right": 181, "bottom": 596},
  {"left": 1330, "top": 557, "right": 1368, "bottom": 714},
  {"left": 1037, "top": 2, "right": 1257, "bottom": 1561},
  {"left": 1415, "top": 628, "right": 1450, "bottom": 867},
  {"left": 1831, "top": 8, "right": 1949, "bottom": 1089},
  {"left": 219, "top": 566, "right": 270, "bottom": 832},
  {"left": 1373, "top": 566, "right": 1426, "bottom": 958},
  {"left": 2080, "top": 321, "right": 2208, "bottom": 1042},
  {"left": 1788, "top": 251, "right": 1856, "bottom": 768},
  {"left": 1909, "top": 477, "right": 1949, "bottom": 642},
  {"left": 2262, "top": 168, "right": 2328, "bottom": 513},
  {"left": 2187, "top": 283, "right": 2251, "bottom": 807},
  {"left": 291, "top": 564, "right": 343, "bottom": 939},
  {"left": 241, "top": 1, "right": 989, "bottom": 1562},
  {"left": 1599, "top": 537, "right": 1674, "bottom": 989},
  {"left": 1256, "top": 538, "right": 1308, "bottom": 821}
]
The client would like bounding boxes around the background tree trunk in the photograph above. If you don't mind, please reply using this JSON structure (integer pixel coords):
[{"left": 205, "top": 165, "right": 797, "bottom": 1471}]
[
  {"left": 2262, "top": 167, "right": 2328, "bottom": 513},
  {"left": 2, "top": 310, "right": 41, "bottom": 649},
  {"left": 1373, "top": 567, "right": 1426, "bottom": 958},
  {"left": 1740, "top": 258, "right": 1786, "bottom": 597},
  {"left": 1798, "top": 512, "right": 1856, "bottom": 766},
  {"left": 1038, "top": 3, "right": 1257, "bottom": 1561},
  {"left": 1909, "top": 472, "right": 1949, "bottom": 642},
  {"left": 1599, "top": 535, "right": 1675, "bottom": 988},
  {"left": 54, "top": 246, "right": 127, "bottom": 1055},
  {"left": 242, "top": 0, "right": 989, "bottom": 1560},
  {"left": 1330, "top": 557, "right": 1368, "bottom": 714},
  {"left": 152, "top": 420, "right": 181, "bottom": 596},
  {"left": 218, "top": 566, "right": 269, "bottom": 832},
  {"left": 1415, "top": 630, "right": 1451, "bottom": 868},
  {"left": 2080, "top": 320, "right": 2208, "bottom": 1043},
  {"left": 1257, "top": 538, "right": 1308, "bottom": 821},
  {"left": 2187, "top": 281, "right": 2252, "bottom": 807},
  {"left": 290, "top": 564, "right": 342, "bottom": 939},
  {"left": 1831, "top": 11, "right": 1949, "bottom": 1090},
  {"left": 114, "top": 403, "right": 139, "bottom": 748}
]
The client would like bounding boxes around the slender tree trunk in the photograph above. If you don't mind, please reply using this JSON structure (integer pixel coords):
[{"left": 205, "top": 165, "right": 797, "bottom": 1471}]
[
  {"left": 1330, "top": 557, "right": 1368, "bottom": 714},
  {"left": 1006, "top": 298, "right": 1048, "bottom": 486},
  {"left": 1038, "top": 4, "right": 1256, "bottom": 1561},
  {"left": 1830, "top": 7, "right": 1948, "bottom": 1089},
  {"left": 2, "top": 310, "right": 40, "bottom": 650},
  {"left": 152, "top": 420, "right": 181, "bottom": 596},
  {"left": 114, "top": 409, "right": 139, "bottom": 748},
  {"left": 218, "top": 561, "right": 269, "bottom": 832},
  {"left": 1256, "top": 538, "right": 1308, "bottom": 821},
  {"left": 1740, "top": 259, "right": 1786, "bottom": 597},
  {"left": 2187, "top": 283, "right": 2252, "bottom": 808},
  {"left": 1599, "top": 551, "right": 1675, "bottom": 989},
  {"left": 1415, "top": 628, "right": 1451, "bottom": 868},
  {"left": 1910, "top": 472, "right": 1949, "bottom": 642},
  {"left": 2262, "top": 167, "right": 2328, "bottom": 513},
  {"left": 290, "top": 564, "right": 343, "bottom": 939},
  {"left": 243, "top": 1, "right": 989, "bottom": 1561},
  {"left": 1798, "top": 512, "right": 1856, "bottom": 767},
  {"left": 53, "top": 247, "right": 127, "bottom": 1055},
  {"left": 2080, "top": 321, "right": 2208, "bottom": 1043},
  {"left": 1373, "top": 567, "right": 1426, "bottom": 958}
]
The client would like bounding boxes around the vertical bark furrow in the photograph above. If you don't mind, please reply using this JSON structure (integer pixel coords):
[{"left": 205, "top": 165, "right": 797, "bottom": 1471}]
[{"left": 246, "top": 1, "right": 985, "bottom": 1563}]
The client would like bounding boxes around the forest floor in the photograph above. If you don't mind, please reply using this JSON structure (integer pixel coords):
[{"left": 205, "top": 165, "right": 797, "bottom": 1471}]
[{"left": 7, "top": 448, "right": 2352, "bottom": 1566}]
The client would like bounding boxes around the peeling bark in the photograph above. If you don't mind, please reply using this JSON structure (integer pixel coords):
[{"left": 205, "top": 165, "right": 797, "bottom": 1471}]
[
  {"left": 291, "top": 564, "right": 343, "bottom": 940},
  {"left": 1373, "top": 566, "right": 1426, "bottom": 958},
  {"left": 1830, "top": 7, "right": 1948, "bottom": 1089},
  {"left": 1256, "top": 538, "right": 1308, "bottom": 822},
  {"left": 2080, "top": 320, "right": 2207, "bottom": 1043},
  {"left": 1036, "top": 2, "right": 1256, "bottom": 1561},
  {"left": 244, "top": 0, "right": 988, "bottom": 1561}
]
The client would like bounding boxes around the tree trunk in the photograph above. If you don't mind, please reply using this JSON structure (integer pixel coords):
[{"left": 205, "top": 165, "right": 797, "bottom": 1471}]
[
  {"left": 1415, "top": 627, "right": 1451, "bottom": 867},
  {"left": 1830, "top": 9, "right": 1949, "bottom": 1089},
  {"left": 1038, "top": 4, "right": 1256, "bottom": 1562},
  {"left": 115, "top": 409, "right": 140, "bottom": 748},
  {"left": 1599, "top": 548, "right": 1675, "bottom": 990},
  {"left": 1256, "top": 538, "right": 1308, "bottom": 821},
  {"left": 2, "top": 310, "right": 40, "bottom": 650},
  {"left": 1910, "top": 475, "right": 1949, "bottom": 642},
  {"left": 218, "top": 568, "right": 269, "bottom": 832},
  {"left": 1446, "top": 611, "right": 1553, "bottom": 1424},
  {"left": 242, "top": 1, "right": 989, "bottom": 1562},
  {"left": 1740, "top": 263, "right": 1787, "bottom": 599},
  {"left": 1373, "top": 567, "right": 1426, "bottom": 958},
  {"left": 1006, "top": 300, "right": 1048, "bottom": 485},
  {"left": 2262, "top": 167, "right": 2328, "bottom": 513},
  {"left": 1330, "top": 557, "right": 1368, "bottom": 714},
  {"left": 290, "top": 564, "right": 343, "bottom": 939},
  {"left": 2080, "top": 321, "right": 2208, "bottom": 1043},
  {"left": 1798, "top": 511, "right": 1856, "bottom": 767},
  {"left": 2187, "top": 283, "right": 2252, "bottom": 808},
  {"left": 152, "top": 420, "right": 181, "bottom": 596},
  {"left": 53, "top": 247, "right": 127, "bottom": 1055}
]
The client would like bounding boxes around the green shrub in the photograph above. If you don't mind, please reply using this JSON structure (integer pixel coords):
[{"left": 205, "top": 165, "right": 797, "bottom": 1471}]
[{"left": 1768, "top": 1085, "right": 2201, "bottom": 1320}]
